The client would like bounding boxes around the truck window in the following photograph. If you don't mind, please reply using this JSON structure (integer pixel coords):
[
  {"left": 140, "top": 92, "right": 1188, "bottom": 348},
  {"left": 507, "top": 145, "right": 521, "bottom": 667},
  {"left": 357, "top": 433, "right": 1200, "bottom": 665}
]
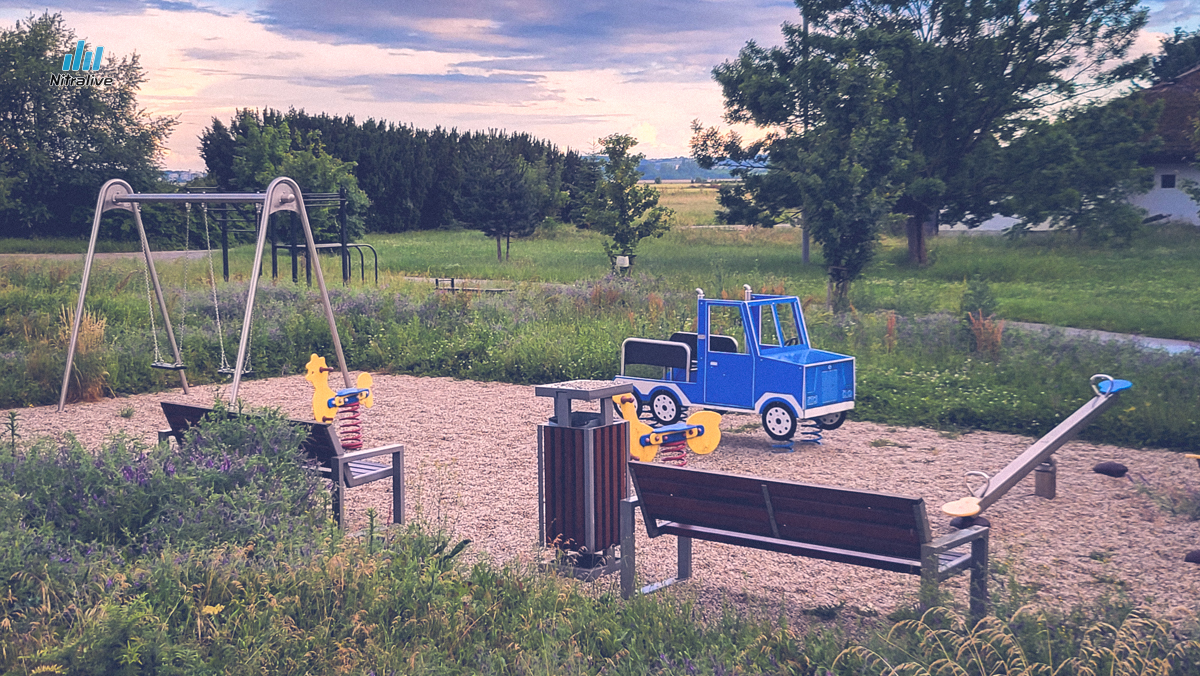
[
  {"left": 759, "top": 305, "right": 780, "bottom": 347},
  {"left": 775, "top": 302, "right": 802, "bottom": 346},
  {"left": 708, "top": 305, "right": 747, "bottom": 353}
]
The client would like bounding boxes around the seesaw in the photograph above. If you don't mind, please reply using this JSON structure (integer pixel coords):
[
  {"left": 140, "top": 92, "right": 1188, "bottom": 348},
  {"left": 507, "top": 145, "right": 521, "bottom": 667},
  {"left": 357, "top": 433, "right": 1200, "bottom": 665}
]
[
  {"left": 942, "top": 374, "right": 1132, "bottom": 521},
  {"left": 613, "top": 394, "right": 720, "bottom": 465}
]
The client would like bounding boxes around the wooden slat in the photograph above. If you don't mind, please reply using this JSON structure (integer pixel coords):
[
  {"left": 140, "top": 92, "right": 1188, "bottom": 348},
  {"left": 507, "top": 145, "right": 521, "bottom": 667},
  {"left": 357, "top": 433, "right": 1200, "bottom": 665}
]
[
  {"left": 629, "top": 460, "right": 929, "bottom": 561},
  {"left": 658, "top": 523, "right": 923, "bottom": 575},
  {"left": 631, "top": 462, "right": 921, "bottom": 512}
]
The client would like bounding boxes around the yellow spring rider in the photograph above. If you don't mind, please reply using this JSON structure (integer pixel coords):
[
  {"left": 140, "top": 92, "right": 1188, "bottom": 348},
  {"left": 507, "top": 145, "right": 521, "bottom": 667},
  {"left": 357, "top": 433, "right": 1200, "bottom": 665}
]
[
  {"left": 305, "top": 353, "right": 374, "bottom": 451},
  {"left": 613, "top": 394, "right": 721, "bottom": 465}
]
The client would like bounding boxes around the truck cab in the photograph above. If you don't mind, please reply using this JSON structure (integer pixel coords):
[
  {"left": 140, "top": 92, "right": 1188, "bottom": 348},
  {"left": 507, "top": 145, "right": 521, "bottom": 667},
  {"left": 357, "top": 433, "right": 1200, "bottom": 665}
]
[{"left": 615, "top": 287, "right": 855, "bottom": 441}]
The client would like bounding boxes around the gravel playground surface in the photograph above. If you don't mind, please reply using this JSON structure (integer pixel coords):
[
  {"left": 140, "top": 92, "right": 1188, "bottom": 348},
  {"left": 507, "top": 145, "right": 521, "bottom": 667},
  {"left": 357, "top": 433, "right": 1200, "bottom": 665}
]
[{"left": 9, "top": 373, "right": 1200, "bottom": 628}]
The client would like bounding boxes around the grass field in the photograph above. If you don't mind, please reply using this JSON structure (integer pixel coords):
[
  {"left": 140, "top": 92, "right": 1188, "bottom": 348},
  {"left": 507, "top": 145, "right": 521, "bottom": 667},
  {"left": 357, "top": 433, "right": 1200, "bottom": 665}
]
[
  {"left": 651, "top": 183, "right": 723, "bottom": 225},
  {"left": 256, "top": 224, "right": 1200, "bottom": 341}
]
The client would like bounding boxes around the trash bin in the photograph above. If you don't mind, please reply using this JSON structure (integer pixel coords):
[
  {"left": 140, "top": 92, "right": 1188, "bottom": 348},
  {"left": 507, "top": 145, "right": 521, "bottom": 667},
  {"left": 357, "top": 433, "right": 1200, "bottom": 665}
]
[{"left": 535, "top": 380, "right": 631, "bottom": 574}]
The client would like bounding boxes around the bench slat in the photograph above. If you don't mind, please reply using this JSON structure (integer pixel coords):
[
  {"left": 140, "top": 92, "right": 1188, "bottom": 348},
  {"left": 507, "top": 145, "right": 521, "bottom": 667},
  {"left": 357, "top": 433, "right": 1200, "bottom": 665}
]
[
  {"left": 632, "top": 463, "right": 922, "bottom": 513},
  {"left": 632, "top": 462, "right": 928, "bottom": 560},
  {"left": 657, "top": 523, "right": 924, "bottom": 575},
  {"left": 635, "top": 475, "right": 923, "bottom": 528},
  {"left": 640, "top": 489, "right": 925, "bottom": 560}
]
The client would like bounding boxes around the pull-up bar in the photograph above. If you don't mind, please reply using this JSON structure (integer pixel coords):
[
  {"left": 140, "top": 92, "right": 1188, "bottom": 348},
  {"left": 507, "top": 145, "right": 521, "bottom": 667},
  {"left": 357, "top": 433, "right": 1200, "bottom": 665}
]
[
  {"left": 112, "top": 193, "right": 289, "bottom": 204},
  {"left": 58, "top": 176, "right": 353, "bottom": 411}
]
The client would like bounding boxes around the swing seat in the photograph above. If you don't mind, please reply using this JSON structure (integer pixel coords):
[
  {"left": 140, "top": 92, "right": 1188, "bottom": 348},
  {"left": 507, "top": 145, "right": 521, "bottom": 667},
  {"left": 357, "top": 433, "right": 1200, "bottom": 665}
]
[
  {"left": 151, "top": 361, "right": 187, "bottom": 371},
  {"left": 217, "top": 366, "right": 254, "bottom": 377}
]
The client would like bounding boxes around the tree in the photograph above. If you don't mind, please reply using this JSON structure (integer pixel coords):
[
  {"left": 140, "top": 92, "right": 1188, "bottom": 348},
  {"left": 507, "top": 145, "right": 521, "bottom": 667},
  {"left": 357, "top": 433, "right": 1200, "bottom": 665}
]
[
  {"left": 201, "top": 110, "right": 369, "bottom": 241},
  {"left": 457, "top": 138, "right": 562, "bottom": 261},
  {"left": 582, "top": 134, "right": 673, "bottom": 269},
  {"left": 997, "top": 97, "right": 1156, "bottom": 242},
  {"left": 0, "top": 13, "right": 176, "bottom": 237},
  {"left": 696, "top": 57, "right": 908, "bottom": 307},
  {"left": 695, "top": 0, "right": 1148, "bottom": 265},
  {"left": 1151, "top": 28, "right": 1200, "bottom": 82}
]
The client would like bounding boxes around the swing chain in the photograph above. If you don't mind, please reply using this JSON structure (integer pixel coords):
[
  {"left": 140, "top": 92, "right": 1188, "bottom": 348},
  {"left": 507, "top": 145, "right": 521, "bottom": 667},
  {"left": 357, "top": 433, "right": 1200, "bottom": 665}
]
[
  {"left": 138, "top": 203, "right": 165, "bottom": 365},
  {"left": 202, "top": 203, "right": 231, "bottom": 373}
]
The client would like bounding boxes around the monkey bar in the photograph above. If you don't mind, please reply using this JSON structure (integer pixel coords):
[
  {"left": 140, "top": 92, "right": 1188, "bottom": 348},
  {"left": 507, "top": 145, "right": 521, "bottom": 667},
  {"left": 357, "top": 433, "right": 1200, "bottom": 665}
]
[
  {"left": 942, "top": 374, "right": 1132, "bottom": 518},
  {"left": 58, "top": 177, "right": 353, "bottom": 411}
]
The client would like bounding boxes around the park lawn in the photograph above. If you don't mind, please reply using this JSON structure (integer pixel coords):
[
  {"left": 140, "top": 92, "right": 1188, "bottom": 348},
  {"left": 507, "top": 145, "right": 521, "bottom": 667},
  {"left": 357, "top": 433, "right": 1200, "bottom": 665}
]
[{"left": 235, "top": 224, "right": 1200, "bottom": 341}]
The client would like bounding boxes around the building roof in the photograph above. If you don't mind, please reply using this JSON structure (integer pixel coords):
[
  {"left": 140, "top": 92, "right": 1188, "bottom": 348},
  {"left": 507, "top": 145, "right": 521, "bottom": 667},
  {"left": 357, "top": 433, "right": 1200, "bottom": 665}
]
[{"left": 1140, "top": 64, "right": 1200, "bottom": 164}]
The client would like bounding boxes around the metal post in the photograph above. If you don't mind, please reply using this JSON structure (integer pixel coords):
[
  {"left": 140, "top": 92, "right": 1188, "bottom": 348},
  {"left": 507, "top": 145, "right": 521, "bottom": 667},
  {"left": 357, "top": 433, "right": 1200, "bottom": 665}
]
[
  {"left": 290, "top": 212, "right": 299, "bottom": 284},
  {"left": 339, "top": 186, "right": 350, "bottom": 286},
  {"left": 60, "top": 181, "right": 127, "bottom": 411},
  {"left": 220, "top": 210, "right": 230, "bottom": 282},
  {"left": 294, "top": 181, "right": 353, "bottom": 389},
  {"left": 620, "top": 497, "right": 636, "bottom": 599}
]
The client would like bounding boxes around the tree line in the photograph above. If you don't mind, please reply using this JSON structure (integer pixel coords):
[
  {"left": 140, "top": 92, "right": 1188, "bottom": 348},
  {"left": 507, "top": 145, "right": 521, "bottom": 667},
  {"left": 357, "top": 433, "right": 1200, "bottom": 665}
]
[{"left": 200, "top": 109, "right": 601, "bottom": 236}]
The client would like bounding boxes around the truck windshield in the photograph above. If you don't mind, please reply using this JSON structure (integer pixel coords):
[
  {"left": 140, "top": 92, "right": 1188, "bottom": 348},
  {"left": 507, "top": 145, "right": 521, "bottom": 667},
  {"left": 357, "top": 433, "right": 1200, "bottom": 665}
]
[{"left": 775, "top": 302, "right": 802, "bottom": 346}]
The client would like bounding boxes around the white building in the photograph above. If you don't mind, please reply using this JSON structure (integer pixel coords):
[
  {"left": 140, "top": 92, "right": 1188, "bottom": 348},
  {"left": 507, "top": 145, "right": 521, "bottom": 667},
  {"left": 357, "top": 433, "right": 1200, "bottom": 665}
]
[{"left": 1131, "top": 64, "right": 1200, "bottom": 225}]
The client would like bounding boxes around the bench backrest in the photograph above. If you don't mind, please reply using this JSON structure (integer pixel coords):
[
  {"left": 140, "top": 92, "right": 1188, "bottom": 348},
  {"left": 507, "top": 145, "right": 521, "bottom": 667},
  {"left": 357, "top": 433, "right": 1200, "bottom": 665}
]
[
  {"left": 161, "top": 402, "right": 343, "bottom": 467},
  {"left": 629, "top": 461, "right": 933, "bottom": 561}
]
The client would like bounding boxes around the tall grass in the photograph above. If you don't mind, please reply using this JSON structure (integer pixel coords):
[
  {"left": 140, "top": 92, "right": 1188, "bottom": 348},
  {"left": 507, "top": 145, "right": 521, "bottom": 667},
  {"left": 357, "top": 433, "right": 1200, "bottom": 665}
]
[
  {"left": 2, "top": 411, "right": 1196, "bottom": 675},
  {"left": 3, "top": 261, "right": 1198, "bottom": 450}
]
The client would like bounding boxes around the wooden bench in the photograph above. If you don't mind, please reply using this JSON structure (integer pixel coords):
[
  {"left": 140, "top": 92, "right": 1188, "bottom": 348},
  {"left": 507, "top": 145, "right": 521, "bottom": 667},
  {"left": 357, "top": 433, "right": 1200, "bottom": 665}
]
[
  {"left": 620, "top": 461, "right": 989, "bottom": 619},
  {"left": 159, "top": 402, "right": 403, "bottom": 527}
]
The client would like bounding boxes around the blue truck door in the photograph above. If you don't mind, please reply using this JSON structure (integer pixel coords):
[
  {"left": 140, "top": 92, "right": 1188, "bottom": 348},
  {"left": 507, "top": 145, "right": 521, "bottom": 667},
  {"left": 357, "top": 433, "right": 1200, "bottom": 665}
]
[{"left": 703, "top": 302, "right": 755, "bottom": 408}]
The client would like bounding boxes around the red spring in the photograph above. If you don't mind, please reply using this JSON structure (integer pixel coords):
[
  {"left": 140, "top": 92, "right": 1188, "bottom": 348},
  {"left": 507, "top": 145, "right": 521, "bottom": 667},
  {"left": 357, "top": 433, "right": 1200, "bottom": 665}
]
[
  {"left": 337, "top": 401, "right": 363, "bottom": 451},
  {"left": 659, "top": 440, "right": 687, "bottom": 467}
]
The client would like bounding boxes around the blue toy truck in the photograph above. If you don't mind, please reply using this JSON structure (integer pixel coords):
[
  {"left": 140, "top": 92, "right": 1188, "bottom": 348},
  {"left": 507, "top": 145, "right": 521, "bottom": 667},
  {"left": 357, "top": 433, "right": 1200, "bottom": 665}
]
[{"left": 615, "top": 286, "right": 855, "bottom": 441}]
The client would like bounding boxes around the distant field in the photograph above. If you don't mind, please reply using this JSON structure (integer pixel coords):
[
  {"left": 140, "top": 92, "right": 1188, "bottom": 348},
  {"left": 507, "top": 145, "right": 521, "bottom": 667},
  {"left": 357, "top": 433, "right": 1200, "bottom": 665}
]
[{"left": 652, "top": 183, "right": 722, "bottom": 226}]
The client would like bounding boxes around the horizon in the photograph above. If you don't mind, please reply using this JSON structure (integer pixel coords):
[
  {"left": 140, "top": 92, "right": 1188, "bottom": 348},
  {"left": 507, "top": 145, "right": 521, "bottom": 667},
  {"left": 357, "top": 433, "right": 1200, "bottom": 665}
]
[{"left": 3, "top": 0, "right": 1196, "bottom": 171}]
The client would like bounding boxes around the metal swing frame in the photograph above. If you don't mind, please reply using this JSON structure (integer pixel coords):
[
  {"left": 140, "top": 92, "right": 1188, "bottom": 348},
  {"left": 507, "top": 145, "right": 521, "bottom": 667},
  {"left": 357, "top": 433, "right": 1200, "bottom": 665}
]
[{"left": 58, "top": 176, "right": 353, "bottom": 412}]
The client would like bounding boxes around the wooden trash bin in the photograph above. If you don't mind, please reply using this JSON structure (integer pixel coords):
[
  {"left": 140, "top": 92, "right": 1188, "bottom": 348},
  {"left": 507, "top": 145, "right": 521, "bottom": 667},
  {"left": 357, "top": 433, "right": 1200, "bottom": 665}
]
[{"left": 536, "top": 380, "right": 631, "bottom": 576}]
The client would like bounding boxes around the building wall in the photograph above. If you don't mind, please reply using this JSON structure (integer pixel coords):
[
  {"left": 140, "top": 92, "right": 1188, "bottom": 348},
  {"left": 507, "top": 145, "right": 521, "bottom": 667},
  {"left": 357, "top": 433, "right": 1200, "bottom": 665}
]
[{"left": 1129, "top": 163, "right": 1200, "bottom": 225}]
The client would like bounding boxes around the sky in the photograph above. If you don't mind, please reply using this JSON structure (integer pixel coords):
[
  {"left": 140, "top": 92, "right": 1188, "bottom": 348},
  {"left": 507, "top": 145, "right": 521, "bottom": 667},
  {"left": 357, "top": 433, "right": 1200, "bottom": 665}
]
[{"left": 4, "top": 0, "right": 1199, "bottom": 170}]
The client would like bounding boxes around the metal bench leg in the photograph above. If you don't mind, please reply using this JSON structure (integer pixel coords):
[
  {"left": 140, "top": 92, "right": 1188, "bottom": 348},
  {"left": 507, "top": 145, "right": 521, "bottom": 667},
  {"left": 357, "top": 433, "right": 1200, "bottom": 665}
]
[
  {"left": 678, "top": 536, "right": 692, "bottom": 581},
  {"left": 392, "top": 448, "right": 405, "bottom": 524},
  {"left": 620, "top": 497, "right": 636, "bottom": 599},
  {"left": 919, "top": 546, "right": 939, "bottom": 610},
  {"left": 969, "top": 533, "right": 990, "bottom": 622},
  {"left": 331, "top": 460, "right": 346, "bottom": 528}
]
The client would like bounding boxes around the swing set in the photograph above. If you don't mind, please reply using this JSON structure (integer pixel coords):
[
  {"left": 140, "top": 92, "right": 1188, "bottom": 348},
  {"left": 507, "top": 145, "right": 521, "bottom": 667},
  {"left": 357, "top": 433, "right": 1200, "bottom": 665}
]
[{"left": 57, "top": 176, "right": 355, "bottom": 411}]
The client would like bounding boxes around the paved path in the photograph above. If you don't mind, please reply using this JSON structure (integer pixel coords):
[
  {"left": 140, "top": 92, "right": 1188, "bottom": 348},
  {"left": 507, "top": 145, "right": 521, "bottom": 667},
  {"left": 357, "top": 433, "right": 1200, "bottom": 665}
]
[{"left": 1008, "top": 321, "right": 1199, "bottom": 355}]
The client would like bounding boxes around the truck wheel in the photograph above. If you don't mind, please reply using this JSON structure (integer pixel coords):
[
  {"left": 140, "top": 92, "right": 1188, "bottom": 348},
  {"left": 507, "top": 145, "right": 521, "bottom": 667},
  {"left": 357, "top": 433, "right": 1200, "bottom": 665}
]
[
  {"left": 814, "top": 411, "right": 847, "bottom": 430},
  {"left": 650, "top": 391, "right": 683, "bottom": 425},
  {"left": 761, "top": 403, "right": 796, "bottom": 441}
]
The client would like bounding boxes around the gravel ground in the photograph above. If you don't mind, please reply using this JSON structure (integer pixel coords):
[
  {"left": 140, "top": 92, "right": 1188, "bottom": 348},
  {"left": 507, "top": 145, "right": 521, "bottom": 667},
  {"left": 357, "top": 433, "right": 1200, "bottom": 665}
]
[{"left": 9, "top": 374, "right": 1200, "bottom": 627}]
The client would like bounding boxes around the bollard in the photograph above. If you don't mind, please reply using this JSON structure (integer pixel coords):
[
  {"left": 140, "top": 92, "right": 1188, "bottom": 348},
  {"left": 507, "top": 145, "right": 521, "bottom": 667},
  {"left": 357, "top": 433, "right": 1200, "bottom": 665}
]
[{"left": 1034, "top": 458, "right": 1057, "bottom": 499}]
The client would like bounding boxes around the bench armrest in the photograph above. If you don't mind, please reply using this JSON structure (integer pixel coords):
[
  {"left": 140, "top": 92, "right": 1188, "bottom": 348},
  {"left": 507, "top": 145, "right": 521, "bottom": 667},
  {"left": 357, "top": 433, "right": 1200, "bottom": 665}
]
[
  {"left": 339, "top": 444, "right": 404, "bottom": 464},
  {"left": 924, "top": 525, "right": 988, "bottom": 555}
]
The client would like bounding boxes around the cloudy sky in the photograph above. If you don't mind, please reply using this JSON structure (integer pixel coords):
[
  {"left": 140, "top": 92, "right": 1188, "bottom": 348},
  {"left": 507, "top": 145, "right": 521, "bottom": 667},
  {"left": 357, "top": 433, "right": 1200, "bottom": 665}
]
[{"left": 4, "top": 0, "right": 1198, "bottom": 169}]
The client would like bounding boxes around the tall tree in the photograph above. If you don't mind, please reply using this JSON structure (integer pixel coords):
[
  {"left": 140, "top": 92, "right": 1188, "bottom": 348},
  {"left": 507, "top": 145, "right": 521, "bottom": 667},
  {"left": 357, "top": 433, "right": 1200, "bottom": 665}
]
[
  {"left": 696, "top": 56, "right": 909, "bottom": 306},
  {"left": 457, "top": 137, "right": 562, "bottom": 261},
  {"left": 582, "top": 134, "right": 673, "bottom": 270},
  {"left": 201, "top": 110, "right": 369, "bottom": 241},
  {"left": 695, "top": 0, "right": 1148, "bottom": 264},
  {"left": 0, "top": 13, "right": 176, "bottom": 237}
]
